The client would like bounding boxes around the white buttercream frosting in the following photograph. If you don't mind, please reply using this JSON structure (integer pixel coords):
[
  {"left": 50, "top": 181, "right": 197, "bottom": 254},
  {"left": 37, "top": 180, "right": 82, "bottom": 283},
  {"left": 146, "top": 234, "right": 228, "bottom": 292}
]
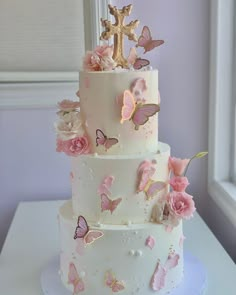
[
  {"left": 79, "top": 70, "right": 159, "bottom": 155},
  {"left": 71, "top": 143, "right": 170, "bottom": 224},
  {"left": 59, "top": 201, "right": 183, "bottom": 295}
]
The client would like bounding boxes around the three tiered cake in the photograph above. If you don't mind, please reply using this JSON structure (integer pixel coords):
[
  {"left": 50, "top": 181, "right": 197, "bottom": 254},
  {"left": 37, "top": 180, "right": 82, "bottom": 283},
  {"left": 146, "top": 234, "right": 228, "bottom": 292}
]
[{"left": 55, "top": 4, "right": 206, "bottom": 294}]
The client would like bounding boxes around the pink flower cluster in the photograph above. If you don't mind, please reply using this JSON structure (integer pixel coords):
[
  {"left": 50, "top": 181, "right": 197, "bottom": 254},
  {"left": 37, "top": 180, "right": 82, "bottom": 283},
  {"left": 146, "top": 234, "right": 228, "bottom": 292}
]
[
  {"left": 57, "top": 136, "right": 90, "bottom": 157},
  {"left": 169, "top": 176, "right": 189, "bottom": 192},
  {"left": 83, "top": 45, "right": 117, "bottom": 72},
  {"left": 55, "top": 99, "right": 91, "bottom": 157},
  {"left": 167, "top": 157, "right": 195, "bottom": 226},
  {"left": 153, "top": 156, "right": 196, "bottom": 228}
]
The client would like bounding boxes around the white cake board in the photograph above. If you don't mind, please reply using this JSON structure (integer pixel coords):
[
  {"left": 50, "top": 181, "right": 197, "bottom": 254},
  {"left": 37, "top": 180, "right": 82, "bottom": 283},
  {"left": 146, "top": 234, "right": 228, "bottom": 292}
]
[{"left": 41, "top": 252, "right": 207, "bottom": 295}]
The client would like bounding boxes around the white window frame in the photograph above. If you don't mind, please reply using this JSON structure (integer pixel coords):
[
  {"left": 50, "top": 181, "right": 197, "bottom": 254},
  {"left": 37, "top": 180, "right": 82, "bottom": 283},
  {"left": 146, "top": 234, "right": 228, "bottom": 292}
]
[
  {"left": 0, "top": 0, "right": 110, "bottom": 109},
  {"left": 209, "top": 0, "right": 236, "bottom": 227}
]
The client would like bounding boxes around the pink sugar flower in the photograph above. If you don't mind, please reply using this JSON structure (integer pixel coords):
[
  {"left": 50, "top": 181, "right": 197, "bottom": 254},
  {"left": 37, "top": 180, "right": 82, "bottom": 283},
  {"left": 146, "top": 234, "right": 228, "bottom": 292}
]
[
  {"left": 56, "top": 136, "right": 90, "bottom": 157},
  {"left": 167, "top": 191, "right": 196, "bottom": 220},
  {"left": 83, "top": 45, "right": 116, "bottom": 71},
  {"left": 94, "top": 45, "right": 114, "bottom": 58},
  {"left": 55, "top": 111, "right": 84, "bottom": 140},
  {"left": 168, "top": 157, "right": 190, "bottom": 176},
  {"left": 169, "top": 176, "right": 190, "bottom": 192},
  {"left": 83, "top": 51, "right": 101, "bottom": 71}
]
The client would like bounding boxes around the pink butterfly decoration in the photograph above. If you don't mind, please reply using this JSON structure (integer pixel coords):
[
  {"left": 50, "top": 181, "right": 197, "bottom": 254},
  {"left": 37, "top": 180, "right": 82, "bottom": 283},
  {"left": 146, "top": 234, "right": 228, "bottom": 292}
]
[
  {"left": 120, "top": 90, "right": 160, "bottom": 130},
  {"left": 151, "top": 253, "right": 180, "bottom": 292},
  {"left": 96, "top": 129, "right": 118, "bottom": 150},
  {"left": 145, "top": 236, "right": 155, "bottom": 250},
  {"left": 127, "top": 47, "right": 138, "bottom": 66},
  {"left": 127, "top": 46, "right": 150, "bottom": 70},
  {"left": 133, "top": 58, "right": 150, "bottom": 70},
  {"left": 105, "top": 270, "right": 125, "bottom": 292},
  {"left": 137, "top": 161, "right": 166, "bottom": 200},
  {"left": 136, "top": 26, "right": 164, "bottom": 54},
  {"left": 97, "top": 175, "right": 115, "bottom": 196},
  {"left": 131, "top": 78, "right": 147, "bottom": 103},
  {"left": 74, "top": 216, "right": 104, "bottom": 245},
  {"left": 68, "top": 263, "right": 85, "bottom": 294},
  {"left": 101, "top": 194, "right": 122, "bottom": 214}
]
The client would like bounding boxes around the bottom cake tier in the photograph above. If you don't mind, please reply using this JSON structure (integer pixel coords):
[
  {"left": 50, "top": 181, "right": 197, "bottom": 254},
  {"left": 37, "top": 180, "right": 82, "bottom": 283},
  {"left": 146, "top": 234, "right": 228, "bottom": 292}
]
[{"left": 58, "top": 201, "right": 184, "bottom": 295}]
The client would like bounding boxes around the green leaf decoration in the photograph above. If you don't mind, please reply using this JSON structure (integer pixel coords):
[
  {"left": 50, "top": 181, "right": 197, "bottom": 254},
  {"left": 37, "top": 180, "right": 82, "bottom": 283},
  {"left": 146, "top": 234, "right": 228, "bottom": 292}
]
[
  {"left": 193, "top": 151, "right": 208, "bottom": 159},
  {"left": 183, "top": 151, "right": 208, "bottom": 176}
]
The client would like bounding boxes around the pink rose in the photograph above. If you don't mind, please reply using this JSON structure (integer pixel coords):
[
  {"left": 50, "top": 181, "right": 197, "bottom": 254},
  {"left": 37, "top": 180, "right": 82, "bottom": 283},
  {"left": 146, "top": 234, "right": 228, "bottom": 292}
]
[
  {"left": 168, "top": 157, "right": 190, "bottom": 176},
  {"left": 167, "top": 191, "right": 196, "bottom": 219},
  {"left": 83, "top": 51, "right": 101, "bottom": 71},
  {"left": 58, "top": 100, "right": 80, "bottom": 112},
  {"left": 94, "top": 45, "right": 113, "bottom": 58},
  {"left": 56, "top": 136, "right": 90, "bottom": 156},
  {"left": 83, "top": 46, "right": 116, "bottom": 72},
  {"left": 55, "top": 111, "right": 84, "bottom": 140},
  {"left": 169, "top": 176, "right": 190, "bottom": 192}
]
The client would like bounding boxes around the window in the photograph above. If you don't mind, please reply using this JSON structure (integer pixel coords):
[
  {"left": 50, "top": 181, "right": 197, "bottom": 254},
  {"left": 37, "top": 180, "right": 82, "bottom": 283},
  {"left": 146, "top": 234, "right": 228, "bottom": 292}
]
[
  {"left": 209, "top": 0, "right": 236, "bottom": 227},
  {"left": 233, "top": 71, "right": 236, "bottom": 183},
  {"left": 0, "top": 0, "right": 110, "bottom": 108}
]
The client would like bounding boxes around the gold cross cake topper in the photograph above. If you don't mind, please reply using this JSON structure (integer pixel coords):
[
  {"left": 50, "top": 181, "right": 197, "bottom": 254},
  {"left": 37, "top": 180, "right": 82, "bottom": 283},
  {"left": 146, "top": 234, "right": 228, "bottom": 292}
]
[{"left": 100, "top": 4, "right": 140, "bottom": 68}]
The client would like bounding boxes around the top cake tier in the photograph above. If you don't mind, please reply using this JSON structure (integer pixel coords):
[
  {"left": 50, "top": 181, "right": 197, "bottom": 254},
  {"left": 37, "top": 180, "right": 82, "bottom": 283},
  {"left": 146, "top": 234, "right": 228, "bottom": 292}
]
[{"left": 79, "top": 69, "right": 159, "bottom": 155}]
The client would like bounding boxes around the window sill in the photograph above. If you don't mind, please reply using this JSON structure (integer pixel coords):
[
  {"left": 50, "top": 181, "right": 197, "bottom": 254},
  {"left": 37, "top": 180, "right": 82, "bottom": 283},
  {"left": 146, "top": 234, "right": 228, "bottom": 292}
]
[
  {"left": 0, "top": 81, "right": 79, "bottom": 109},
  {"left": 208, "top": 180, "right": 236, "bottom": 227}
]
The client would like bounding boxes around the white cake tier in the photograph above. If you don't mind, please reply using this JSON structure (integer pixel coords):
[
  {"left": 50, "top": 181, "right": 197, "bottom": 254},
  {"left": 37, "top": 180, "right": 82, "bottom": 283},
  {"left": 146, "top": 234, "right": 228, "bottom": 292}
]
[
  {"left": 71, "top": 142, "right": 170, "bottom": 224},
  {"left": 59, "top": 201, "right": 184, "bottom": 295},
  {"left": 79, "top": 70, "right": 159, "bottom": 155}
]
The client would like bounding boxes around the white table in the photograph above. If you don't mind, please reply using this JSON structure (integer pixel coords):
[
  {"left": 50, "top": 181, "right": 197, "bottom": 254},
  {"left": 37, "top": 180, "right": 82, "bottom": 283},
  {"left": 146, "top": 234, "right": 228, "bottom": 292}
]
[{"left": 0, "top": 201, "right": 235, "bottom": 295}]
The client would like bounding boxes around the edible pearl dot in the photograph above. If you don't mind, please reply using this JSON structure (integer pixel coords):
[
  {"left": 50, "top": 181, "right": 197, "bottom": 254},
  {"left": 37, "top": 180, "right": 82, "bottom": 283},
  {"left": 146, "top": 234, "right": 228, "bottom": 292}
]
[
  {"left": 80, "top": 271, "right": 86, "bottom": 278},
  {"left": 129, "top": 250, "right": 135, "bottom": 256},
  {"left": 135, "top": 250, "right": 143, "bottom": 257}
]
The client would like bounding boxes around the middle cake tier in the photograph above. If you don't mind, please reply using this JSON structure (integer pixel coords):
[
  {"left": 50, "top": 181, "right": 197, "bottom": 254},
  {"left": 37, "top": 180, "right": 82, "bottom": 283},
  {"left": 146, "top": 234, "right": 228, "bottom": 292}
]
[{"left": 71, "top": 142, "right": 170, "bottom": 224}]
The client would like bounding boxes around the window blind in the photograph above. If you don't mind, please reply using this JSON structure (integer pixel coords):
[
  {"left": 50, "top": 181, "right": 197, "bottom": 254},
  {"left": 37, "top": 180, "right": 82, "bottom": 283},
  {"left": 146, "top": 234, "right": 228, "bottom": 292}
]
[{"left": 0, "top": 0, "right": 85, "bottom": 73}]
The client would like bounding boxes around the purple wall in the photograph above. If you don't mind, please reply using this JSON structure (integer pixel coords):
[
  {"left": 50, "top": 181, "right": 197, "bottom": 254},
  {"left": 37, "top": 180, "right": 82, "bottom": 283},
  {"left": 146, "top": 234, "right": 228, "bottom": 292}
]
[
  {"left": 0, "top": 0, "right": 235, "bottom": 260},
  {"left": 0, "top": 109, "right": 70, "bottom": 250}
]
